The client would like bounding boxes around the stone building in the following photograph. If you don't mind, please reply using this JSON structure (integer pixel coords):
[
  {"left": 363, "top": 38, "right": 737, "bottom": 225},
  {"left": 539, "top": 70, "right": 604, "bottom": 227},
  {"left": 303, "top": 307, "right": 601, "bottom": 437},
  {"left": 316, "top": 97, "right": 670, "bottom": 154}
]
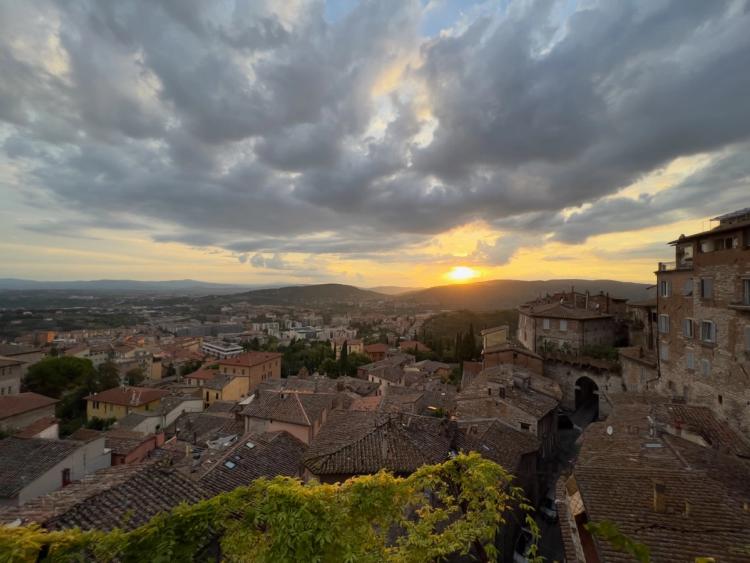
[
  {"left": 517, "top": 301, "right": 616, "bottom": 354},
  {"left": 626, "top": 298, "right": 657, "bottom": 351},
  {"left": 655, "top": 208, "right": 750, "bottom": 434}
]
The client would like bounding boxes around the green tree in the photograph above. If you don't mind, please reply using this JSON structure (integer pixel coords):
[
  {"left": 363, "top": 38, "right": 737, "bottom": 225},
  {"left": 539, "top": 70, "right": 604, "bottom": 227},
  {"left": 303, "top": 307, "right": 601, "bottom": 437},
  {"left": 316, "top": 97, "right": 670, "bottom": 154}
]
[
  {"left": 0, "top": 453, "right": 540, "bottom": 563},
  {"left": 95, "top": 361, "right": 121, "bottom": 392},
  {"left": 339, "top": 340, "right": 349, "bottom": 374},
  {"left": 23, "top": 356, "right": 96, "bottom": 398},
  {"left": 179, "top": 359, "right": 202, "bottom": 377},
  {"left": 85, "top": 416, "right": 117, "bottom": 431},
  {"left": 344, "top": 352, "right": 371, "bottom": 376},
  {"left": 125, "top": 367, "right": 145, "bottom": 386},
  {"left": 319, "top": 358, "right": 339, "bottom": 377}
]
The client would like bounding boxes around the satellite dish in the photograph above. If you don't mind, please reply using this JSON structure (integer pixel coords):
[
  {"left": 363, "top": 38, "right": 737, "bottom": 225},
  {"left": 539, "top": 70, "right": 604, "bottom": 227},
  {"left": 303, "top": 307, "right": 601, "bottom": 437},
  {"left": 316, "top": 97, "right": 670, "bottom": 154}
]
[{"left": 606, "top": 426, "right": 613, "bottom": 436}]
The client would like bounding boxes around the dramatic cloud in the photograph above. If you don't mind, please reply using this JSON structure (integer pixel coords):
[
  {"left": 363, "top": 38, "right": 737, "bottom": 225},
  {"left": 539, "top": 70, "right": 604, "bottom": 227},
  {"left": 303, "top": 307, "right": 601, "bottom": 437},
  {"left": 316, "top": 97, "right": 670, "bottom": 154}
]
[{"left": 1, "top": 0, "right": 749, "bottom": 274}]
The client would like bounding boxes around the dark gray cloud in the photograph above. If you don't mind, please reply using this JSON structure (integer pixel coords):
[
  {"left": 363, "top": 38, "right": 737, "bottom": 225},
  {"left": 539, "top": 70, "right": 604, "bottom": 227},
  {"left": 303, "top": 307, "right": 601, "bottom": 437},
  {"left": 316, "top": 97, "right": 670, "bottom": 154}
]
[{"left": 1, "top": 0, "right": 749, "bottom": 264}]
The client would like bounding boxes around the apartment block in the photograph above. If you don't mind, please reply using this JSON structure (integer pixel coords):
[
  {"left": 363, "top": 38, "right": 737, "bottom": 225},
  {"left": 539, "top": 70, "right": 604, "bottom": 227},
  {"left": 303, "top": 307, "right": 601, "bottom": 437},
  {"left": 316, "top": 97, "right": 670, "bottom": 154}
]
[{"left": 655, "top": 208, "right": 750, "bottom": 434}]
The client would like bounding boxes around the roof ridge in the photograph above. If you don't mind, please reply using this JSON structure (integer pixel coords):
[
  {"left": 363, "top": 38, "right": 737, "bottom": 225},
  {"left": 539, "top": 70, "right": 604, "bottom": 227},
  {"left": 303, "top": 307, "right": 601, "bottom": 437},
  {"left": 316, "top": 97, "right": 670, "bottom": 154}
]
[{"left": 294, "top": 392, "right": 311, "bottom": 426}]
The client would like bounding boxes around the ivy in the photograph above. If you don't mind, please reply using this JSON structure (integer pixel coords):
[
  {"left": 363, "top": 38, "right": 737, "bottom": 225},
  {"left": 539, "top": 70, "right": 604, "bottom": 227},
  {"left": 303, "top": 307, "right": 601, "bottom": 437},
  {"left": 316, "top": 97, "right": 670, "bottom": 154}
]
[{"left": 0, "top": 453, "right": 540, "bottom": 563}]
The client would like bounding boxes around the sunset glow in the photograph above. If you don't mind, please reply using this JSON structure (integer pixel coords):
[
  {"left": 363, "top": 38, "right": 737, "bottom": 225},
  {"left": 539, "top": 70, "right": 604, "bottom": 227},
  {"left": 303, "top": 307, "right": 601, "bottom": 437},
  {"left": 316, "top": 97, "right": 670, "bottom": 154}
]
[{"left": 446, "top": 266, "right": 480, "bottom": 283}]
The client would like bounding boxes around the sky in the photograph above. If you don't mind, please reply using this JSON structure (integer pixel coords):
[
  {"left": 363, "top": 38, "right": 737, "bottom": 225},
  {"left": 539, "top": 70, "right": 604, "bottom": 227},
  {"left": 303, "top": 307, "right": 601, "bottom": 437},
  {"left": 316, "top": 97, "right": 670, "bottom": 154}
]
[{"left": 1, "top": 0, "right": 749, "bottom": 287}]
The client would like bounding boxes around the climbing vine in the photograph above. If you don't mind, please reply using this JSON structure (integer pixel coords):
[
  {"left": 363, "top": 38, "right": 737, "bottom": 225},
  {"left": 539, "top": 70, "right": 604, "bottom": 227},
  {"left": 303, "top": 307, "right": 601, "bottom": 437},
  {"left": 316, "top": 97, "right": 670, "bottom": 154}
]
[{"left": 0, "top": 453, "right": 540, "bottom": 563}]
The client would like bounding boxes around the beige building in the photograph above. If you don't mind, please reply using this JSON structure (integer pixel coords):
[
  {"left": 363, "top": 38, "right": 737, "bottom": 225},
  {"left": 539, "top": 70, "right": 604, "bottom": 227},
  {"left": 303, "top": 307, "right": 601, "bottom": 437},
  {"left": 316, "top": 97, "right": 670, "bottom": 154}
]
[
  {"left": 216, "top": 352, "right": 282, "bottom": 396},
  {"left": 0, "top": 356, "right": 24, "bottom": 396},
  {"left": 655, "top": 208, "right": 750, "bottom": 434},
  {"left": 241, "top": 391, "right": 332, "bottom": 444},
  {"left": 0, "top": 436, "right": 110, "bottom": 507},
  {"left": 85, "top": 387, "right": 170, "bottom": 421},
  {"left": 332, "top": 338, "right": 364, "bottom": 359}
]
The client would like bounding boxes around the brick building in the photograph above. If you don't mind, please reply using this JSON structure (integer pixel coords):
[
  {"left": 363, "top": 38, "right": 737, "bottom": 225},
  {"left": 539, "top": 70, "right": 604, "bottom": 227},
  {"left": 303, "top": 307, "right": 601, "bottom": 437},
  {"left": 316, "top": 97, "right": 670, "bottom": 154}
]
[{"left": 655, "top": 208, "right": 750, "bottom": 434}]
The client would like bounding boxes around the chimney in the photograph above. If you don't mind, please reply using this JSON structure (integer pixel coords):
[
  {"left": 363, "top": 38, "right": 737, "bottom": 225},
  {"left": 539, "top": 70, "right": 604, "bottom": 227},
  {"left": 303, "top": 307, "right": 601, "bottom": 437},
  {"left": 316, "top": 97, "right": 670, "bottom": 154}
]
[{"left": 653, "top": 482, "right": 666, "bottom": 513}]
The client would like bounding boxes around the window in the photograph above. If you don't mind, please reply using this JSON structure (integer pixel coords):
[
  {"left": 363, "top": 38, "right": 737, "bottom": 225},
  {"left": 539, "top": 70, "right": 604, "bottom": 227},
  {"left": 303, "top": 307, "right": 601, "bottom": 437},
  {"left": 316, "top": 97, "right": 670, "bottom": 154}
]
[
  {"left": 93, "top": 401, "right": 100, "bottom": 409},
  {"left": 700, "top": 278, "right": 713, "bottom": 299},
  {"left": 520, "top": 422, "right": 531, "bottom": 431},
  {"left": 659, "top": 280, "right": 671, "bottom": 297},
  {"left": 745, "top": 326, "right": 750, "bottom": 352},
  {"left": 658, "top": 314, "right": 670, "bottom": 334},
  {"left": 701, "top": 359, "right": 711, "bottom": 377},
  {"left": 683, "top": 279, "right": 693, "bottom": 296},
  {"left": 61, "top": 468, "right": 71, "bottom": 487},
  {"left": 744, "top": 279, "right": 750, "bottom": 306},
  {"left": 685, "top": 349, "right": 695, "bottom": 370},
  {"left": 683, "top": 319, "right": 693, "bottom": 339},
  {"left": 543, "top": 318, "right": 550, "bottom": 330},
  {"left": 559, "top": 320, "right": 568, "bottom": 332},
  {"left": 224, "top": 460, "right": 236, "bottom": 469},
  {"left": 659, "top": 342, "right": 669, "bottom": 362},
  {"left": 700, "top": 320, "right": 716, "bottom": 343}
]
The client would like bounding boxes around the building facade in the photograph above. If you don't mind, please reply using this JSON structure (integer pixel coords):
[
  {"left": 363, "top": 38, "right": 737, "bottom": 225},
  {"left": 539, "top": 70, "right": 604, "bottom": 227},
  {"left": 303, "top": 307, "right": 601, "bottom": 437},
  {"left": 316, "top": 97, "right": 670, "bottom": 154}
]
[{"left": 655, "top": 208, "right": 750, "bottom": 434}]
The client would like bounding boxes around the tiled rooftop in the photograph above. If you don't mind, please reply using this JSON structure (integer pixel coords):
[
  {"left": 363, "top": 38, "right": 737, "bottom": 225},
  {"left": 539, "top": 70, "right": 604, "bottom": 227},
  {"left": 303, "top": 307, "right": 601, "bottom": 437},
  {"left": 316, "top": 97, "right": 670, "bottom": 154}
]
[
  {"left": 199, "top": 431, "right": 307, "bottom": 494},
  {"left": 0, "top": 461, "right": 208, "bottom": 531},
  {"left": 0, "top": 392, "right": 58, "bottom": 420},
  {"left": 0, "top": 438, "right": 82, "bottom": 498}
]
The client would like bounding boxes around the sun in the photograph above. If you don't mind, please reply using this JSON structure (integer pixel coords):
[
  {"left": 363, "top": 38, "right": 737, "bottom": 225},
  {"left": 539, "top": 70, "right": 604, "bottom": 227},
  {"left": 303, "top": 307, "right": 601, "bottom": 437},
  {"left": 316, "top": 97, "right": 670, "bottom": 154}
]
[{"left": 446, "top": 266, "right": 480, "bottom": 283}]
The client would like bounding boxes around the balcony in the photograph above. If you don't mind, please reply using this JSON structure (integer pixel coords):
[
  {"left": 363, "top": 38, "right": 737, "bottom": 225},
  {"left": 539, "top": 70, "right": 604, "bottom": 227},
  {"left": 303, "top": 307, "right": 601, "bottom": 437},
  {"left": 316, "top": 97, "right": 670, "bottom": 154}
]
[{"left": 657, "top": 261, "right": 693, "bottom": 272}]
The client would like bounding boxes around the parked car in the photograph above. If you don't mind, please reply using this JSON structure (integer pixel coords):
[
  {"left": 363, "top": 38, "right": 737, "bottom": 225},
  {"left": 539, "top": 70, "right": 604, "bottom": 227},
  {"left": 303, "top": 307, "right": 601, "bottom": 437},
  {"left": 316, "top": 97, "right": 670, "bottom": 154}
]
[
  {"left": 539, "top": 493, "right": 558, "bottom": 523},
  {"left": 513, "top": 527, "right": 533, "bottom": 563}
]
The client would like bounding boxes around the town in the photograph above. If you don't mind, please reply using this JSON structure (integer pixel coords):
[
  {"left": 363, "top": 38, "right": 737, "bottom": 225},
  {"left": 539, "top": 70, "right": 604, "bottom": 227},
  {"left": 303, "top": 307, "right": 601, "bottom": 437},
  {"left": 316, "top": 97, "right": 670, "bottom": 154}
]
[{"left": 1, "top": 210, "right": 749, "bottom": 562}]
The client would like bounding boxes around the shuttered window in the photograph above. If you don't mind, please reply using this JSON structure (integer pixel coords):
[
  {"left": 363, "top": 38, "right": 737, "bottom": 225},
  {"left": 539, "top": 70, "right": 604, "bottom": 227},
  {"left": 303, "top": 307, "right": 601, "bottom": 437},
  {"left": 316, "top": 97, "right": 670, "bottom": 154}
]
[
  {"left": 658, "top": 314, "right": 669, "bottom": 334},
  {"left": 700, "top": 320, "right": 716, "bottom": 343},
  {"left": 685, "top": 349, "right": 695, "bottom": 370},
  {"left": 683, "top": 319, "right": 693, "bottom": 338},
  {"left": 700, "top": 278, "right": 713, "bottom": 299}
]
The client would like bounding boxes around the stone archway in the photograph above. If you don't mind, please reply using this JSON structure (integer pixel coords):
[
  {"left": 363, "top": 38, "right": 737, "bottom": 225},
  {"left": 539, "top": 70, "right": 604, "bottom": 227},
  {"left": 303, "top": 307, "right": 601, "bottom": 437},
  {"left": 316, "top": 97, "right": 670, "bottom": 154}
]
[{"left": 575, "top": 376, "right": 599, "bottom": 418}]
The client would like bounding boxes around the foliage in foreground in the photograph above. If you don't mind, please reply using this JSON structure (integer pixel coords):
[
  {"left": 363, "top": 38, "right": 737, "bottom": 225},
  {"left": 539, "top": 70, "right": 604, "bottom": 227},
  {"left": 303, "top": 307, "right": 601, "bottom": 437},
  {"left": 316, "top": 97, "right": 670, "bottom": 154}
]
[{"left": 0, "top": 453, "right": 539, "bottom": 563}]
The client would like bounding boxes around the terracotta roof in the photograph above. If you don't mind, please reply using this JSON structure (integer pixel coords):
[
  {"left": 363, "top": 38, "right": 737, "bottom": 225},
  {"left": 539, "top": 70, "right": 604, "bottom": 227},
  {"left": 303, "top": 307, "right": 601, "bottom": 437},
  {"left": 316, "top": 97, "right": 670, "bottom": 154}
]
[
  {"left": 0, "top": 461, "right": 208, "bottom": 531},
  {"left": 0, "top": 345, "right": 42, "bottom": 356},
  {"left": 186, "top": 367, "right": 217, "bottom": 380},
  {"left": 0, "top": 438, "right": 82, "bottom": 498},
  {"left": 0, "top": 393, "right": 58, "bottom": 420},
  {"left": 199, "top": 431, "right": 307, "bottom": 494},
  {"left": 84, "top": 386, "right": 169, "bottom": 407},
  {"left": 13, "top": 417, "right": 58, "bottom": 439},
  {"left": 241, "top": 392, "right": 332, "bottom": 427},
  {"left": 169, "top": 412, "right": 244, "bottom": 446},
  {"left": 105, "top": 429, "right": 155, "bottom": 456},
  {"left": 349, "top": 395, "right": 383, "bottom": 411},
  {"left": 364, "top": 343, "right": 389, "bottom": 353},
  {"left": 205, "top": 400, "right": 238, "bottom": 414},
  {"left": 455, "top": 419, "right": 539, "bottom": 473},
  {"left": 399, "top": 340, "right": 431, "bottom": 352},
  {"left": 574, "top": 466, "right": 750, "bottom": 563},
  {"left": 303, "top": 411, "right": 451, "bottom": 476},
  {"left": 0, "top": 356, "right": 24, "bottom": 368},
  {"left": 568, "top": 400, "right": 750, "bottom": 562},
  {"left": 203, "top": 374, "right": 233, "bottom": 390},
  {"left": 217, "top": 352, "right": 281, "bottom": 368},
  {"left": 654, "top": 403, "right": 750, "bottom": 458}
]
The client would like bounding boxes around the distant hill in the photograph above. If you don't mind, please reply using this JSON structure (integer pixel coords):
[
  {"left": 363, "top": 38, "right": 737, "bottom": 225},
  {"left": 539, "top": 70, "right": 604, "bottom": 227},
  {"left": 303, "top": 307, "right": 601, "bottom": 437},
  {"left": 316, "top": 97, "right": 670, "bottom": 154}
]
[
  {"left": 233, "top": 283, "right": 386, "bottom": 305},
  {"left": 399, "top": 279, "right": 653, "bottom": 311},
  {"left": 0, "top": 278, "right": 263, "bottom": 294},
  {"left": 367, "top": 286, "right": 423, "bottom": 295}
]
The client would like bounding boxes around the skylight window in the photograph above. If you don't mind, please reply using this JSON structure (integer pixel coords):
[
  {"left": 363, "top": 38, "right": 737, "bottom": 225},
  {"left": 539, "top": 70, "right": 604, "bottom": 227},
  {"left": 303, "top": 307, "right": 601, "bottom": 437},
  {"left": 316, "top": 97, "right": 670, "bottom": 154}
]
[{"left": 224, "top": 460, "right": 236, "bottom": 469}]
